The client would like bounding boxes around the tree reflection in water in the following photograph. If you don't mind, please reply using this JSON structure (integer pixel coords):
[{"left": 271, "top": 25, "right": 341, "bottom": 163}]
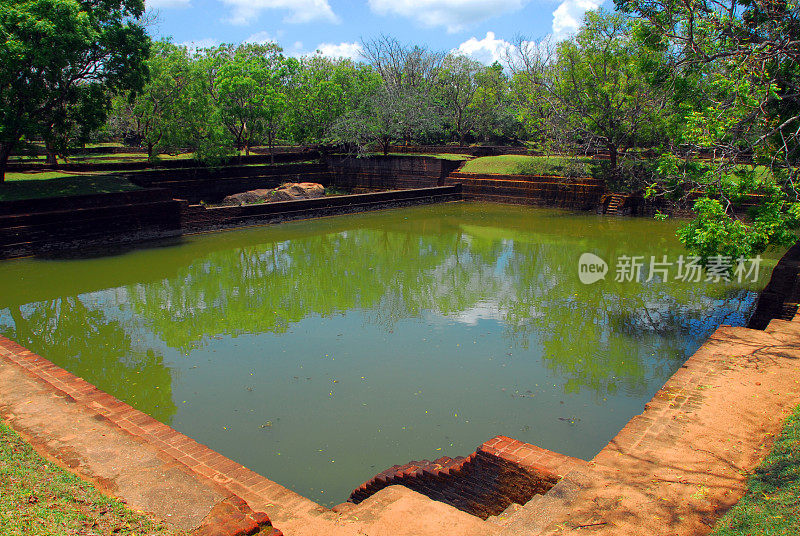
[{"left": 0, "top": 203, "right": 781, "bottom": 502}]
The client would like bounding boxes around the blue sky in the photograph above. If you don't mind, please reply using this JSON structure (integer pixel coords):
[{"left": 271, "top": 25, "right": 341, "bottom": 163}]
[{"left": 146, "top": 0, "right": 610, "bottom": 64}]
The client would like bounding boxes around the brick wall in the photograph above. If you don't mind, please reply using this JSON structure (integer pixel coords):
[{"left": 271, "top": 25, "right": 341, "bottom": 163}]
[
  {"left": 326, "top": 156, "right": 462, "bottom": 191},
  {"left": 126, "top": 163, "right": 331, "bottom": 204},
  {"left": 348, "top": 435, "right": 587, "bottom": 519},
  {"left": 386, "top": 145, "right": 533, "bottom": 156},
  {"left": 445, "top": 172, "right": 606, "bottom": 211},
  {"left": 0, "top": 189, "right": 184, "bottom": 259},
  {"left": 748, "top": 240, "right": 800, "bottom": 329}
]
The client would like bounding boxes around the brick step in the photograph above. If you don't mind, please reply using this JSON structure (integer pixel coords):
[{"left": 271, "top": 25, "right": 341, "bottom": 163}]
[
  {"left": 449, "top": 172, "right": 605, "bottom": 186},
  {"left": 603, "top": 194, "right": 627, "bottom": 215},
  {"left": 449, "top": 181, "right": 605, "bottom": 194},
  {"left": 454, "top": 185, "right": 605, "bottom": 198},
  {"left": 448, "top": 176, "right": 605, "bottom": 188},
  {"left": 462, "top": 194, "right": 602, "bottom": 209},
  {"left": 347, "top": 436, "right": 583, "bottom": 520}
]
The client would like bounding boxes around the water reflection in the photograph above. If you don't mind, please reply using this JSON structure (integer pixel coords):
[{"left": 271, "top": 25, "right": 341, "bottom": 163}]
[
  {"left": 0, "top": 203, "right": 781, "bottom": 503},
  {"left": 2, "top": 297, "right": 176, "bottom": 422}
]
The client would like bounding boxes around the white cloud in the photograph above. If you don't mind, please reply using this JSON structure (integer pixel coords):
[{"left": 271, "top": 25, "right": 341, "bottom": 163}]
[
  {"left": 552, "top": 0, "right": 600, "bottom": 41},
  {"left": 245, "top": 31, "right": 277, "bottom": 44},
  {"left": 368, "top": 0, "right": 526, "bottom": 33},
  {"left": 447, "top": 302, "right": 504, "bottom": 325},
  {"left": 146, "top": 0, "right": 190, "bottom": 8},
  {"left": 314, "top": 42, "right": 364, "bottom": 61},
  {"left": 455, "top": 32, "right": 512, "bottom": 64},
  {"left": 222, "top": 0, "right": 339, "bottom": 26}
]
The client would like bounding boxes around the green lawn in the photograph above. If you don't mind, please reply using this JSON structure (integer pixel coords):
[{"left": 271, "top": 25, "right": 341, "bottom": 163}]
[
  {"left": 383, "top": 152, "right": 470, "bottom": 161},
  {"left": 712, "top": 405, "right": 800, "bottom": 536},
  {"left": 0, "top": 420, "right": 179, "bottom": 536},
  {"left": 0, "top": 172, "right": 141, "bottom": 202},
  {"left": 459, "top": 155, "right": 595, "bottom": 177}
]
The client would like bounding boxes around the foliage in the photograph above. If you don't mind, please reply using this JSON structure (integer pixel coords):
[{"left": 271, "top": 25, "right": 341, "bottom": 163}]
[
  {"left": 329, "top": 84, "right": 441, "bottom": 155},
  {"left": 435, "top": 55, "right": 484, "bottom": 144},
  {"left": 210, "top": 43, "right": 290, "bottom": 157},
  {"left": 286, "top": 55, "right": 378, "bottom": 144},
  {"left": 510, "top": 11, "right": 670, "bottom": 174},
  {"left": 0, "top": 0, "right": 150, "bottom": 180},
  {"left": 617, "top": 0, "right": 800, "bottom": 259},
  {"left": 108, "top": 41, "right": 202, "bottom": 158},
  {"left": 434, "top": 56, "right": 518, "bottom": 144}
]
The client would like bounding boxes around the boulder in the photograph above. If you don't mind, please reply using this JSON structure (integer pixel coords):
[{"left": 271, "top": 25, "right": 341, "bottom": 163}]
[
  {"left": 220, "top": 183, "right": 325, "bottom": 206},
  {"left": 281, "top": 182, "right": 325, "bottom": 199}
]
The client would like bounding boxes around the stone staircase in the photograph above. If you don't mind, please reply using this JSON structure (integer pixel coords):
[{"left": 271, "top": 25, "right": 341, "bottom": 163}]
[
  {"left": 603, "top": 194, "right": 626, "bottom": 215},
  {"left": 348, "top": 436, "right": 588, "bottom": 521}
]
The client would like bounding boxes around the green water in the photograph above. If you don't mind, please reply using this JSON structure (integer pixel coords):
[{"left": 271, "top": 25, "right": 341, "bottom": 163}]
[{"left": 0, "top": 203, "right": 780, "bottom": 505}]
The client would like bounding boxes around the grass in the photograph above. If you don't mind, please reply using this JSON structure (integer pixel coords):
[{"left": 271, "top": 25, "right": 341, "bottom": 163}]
[
  {"left": 459, "top": 155, "right": 595, "bottom": 177},
  {"left": 383, "top": 152, "right": 470, "bottom": 161},
  {"left": 83, "top": 142, "right": 125, "bottom": 148},
  {"left": 0, "top": 172, "right": 141, "bottom": 202},
  {"left": 0, "top": 420, "right": 179, "bottom": 536},
  {"left": 324, "top": 186, "right": 351, "bottom": 196},
  {"left": 712, "top": 405, "right": 800, "bottom": 536},
  {"left": 66, "top": 152, "right": 193, "bottom": 164}
]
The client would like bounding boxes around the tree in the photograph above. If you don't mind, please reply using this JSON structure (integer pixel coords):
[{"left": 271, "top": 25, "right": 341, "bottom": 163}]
[
  {"left": 108, "top": 41, "right": 200, "bottom": 159},
  {"left": 511, "top": 11, "right": 669, "bottom": 172},
  {"left": 0, "top": 0, "right": 150, "bottom": 180},
  {"left": 471, "top": 62, "right": 518, "bottom": 143},
  {"left": 362, "top": 36, "right": 445, "bottom": 145},
  {"left": 208, "top": 43, "right": 286, "bottom": 157},
  {"left": 286, "top": 55, "right": 378, "bottom": 144},
  {"left": 616, "top": 0, "right": 800, "bottom": 259},
  {"left": 329, "top": 85, "right": 412, "bottom": 155},
  {"left": 436, "top": 54, "right": 484, "bottom": 144}
]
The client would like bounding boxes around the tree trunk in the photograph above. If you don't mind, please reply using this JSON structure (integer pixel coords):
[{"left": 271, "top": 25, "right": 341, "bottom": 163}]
[
  {"left": 0, "top": 141, "right": 14, "bottom": 183},
  {"left": 608, "top": 145, "right": 618, "bottom": 171},
  {"left": 269, "top": 134, "right": 275, "bottom": 165},
  {"left": 44, "top": 140, "right": 58, "bottom": 167},
  {"left": 382, "top": 138, "right": 390, "bottom": 156},
  {"left": 147, "top": 142, "right": 155, "bottom": 160}
]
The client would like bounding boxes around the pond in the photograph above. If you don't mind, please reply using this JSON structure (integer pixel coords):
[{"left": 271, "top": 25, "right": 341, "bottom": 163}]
[{"left": 0, "top": 202, "right": 780, "bottom": 506}]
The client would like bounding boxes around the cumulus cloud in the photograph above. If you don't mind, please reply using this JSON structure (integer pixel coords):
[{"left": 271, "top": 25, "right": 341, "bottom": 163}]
[
  {"left": 146, "top": 0, "right": 190, "bottom": 8},
  {"left": 455, "top": 32, "right": 512, "bottom": 64},
  {"left": 552, "top": 0, "right": 600, "bottom": 41},
  {"left": 245, "top": 31, "right": 277, "bottom": 44},
  {"left": 222, "top": 0, "right": 339, "bottom": 26},
  {"left": 314, "top": 42, "right": 364, "bottom": 61},
  {"left": 368, "top": 0, "right": 526, "bottom": 33}
]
